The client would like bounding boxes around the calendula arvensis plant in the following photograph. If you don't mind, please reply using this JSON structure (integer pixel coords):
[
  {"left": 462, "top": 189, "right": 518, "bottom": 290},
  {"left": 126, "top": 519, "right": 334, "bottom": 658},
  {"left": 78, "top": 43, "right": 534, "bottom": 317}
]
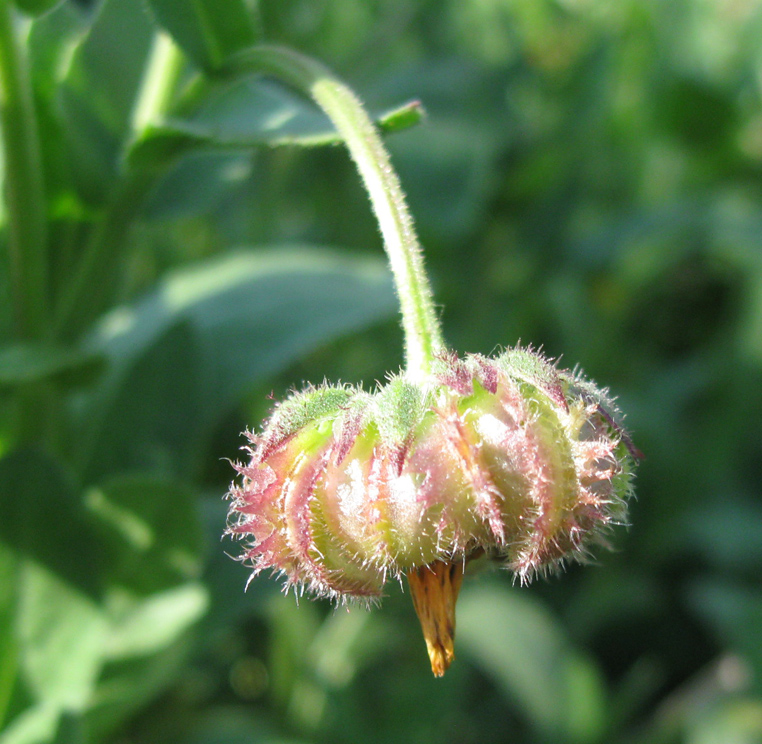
[{"left": 225, "top": 46, "right": 638, "bottom": 676}]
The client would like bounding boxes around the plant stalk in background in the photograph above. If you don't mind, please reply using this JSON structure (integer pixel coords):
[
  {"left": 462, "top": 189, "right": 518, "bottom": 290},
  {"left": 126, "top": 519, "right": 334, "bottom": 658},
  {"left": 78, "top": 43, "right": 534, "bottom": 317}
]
[{"left": 0, "top": 0, "right": 48, "bottom": 340}]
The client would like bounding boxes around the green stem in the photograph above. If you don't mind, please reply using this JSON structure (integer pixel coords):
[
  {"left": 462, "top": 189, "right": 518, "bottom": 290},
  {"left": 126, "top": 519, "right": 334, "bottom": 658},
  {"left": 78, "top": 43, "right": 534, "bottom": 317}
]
[
  {"left": 0, "top": 546, "right": 18, "bottom": 732},
  {"left": 54, "top": 32, "right": 183, "bottom": 339},
  {"left": 0, "top": 1, "right": 48, "bottom": 339},
  {"left": 53, "top": 168, "right": 156, "bottom": 339},
  {"left": 225, "top": 45, "right": 445, "bottom": 381}
]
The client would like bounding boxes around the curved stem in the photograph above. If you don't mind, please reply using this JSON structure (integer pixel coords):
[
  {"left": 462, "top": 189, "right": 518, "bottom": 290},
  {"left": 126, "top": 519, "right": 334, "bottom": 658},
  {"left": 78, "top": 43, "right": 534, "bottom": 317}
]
[
  {"left": 0, "top": 1, "right": 48, "bottom": 339},
  {"left": 225, "top": 45, "right": 445, "bottom": 381}
]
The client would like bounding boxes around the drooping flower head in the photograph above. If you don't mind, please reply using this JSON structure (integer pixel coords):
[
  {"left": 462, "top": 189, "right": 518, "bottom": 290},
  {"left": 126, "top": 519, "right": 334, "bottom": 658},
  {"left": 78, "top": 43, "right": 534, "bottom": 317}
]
[
  {"left": 222, "top": 45, "right": 639, "bottom": 676},
  {"left": 227, "top": 348, "right": 638, "bottom": 674}
]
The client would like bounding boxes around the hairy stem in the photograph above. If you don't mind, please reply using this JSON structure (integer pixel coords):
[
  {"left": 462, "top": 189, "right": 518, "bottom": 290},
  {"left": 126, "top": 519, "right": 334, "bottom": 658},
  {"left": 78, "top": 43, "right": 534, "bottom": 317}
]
[
  {"left": 225, "top": 45, "right": 445, "bottom": 381},
  {"left": 0, "top": 1, "right": 48, "bottom": 339}
]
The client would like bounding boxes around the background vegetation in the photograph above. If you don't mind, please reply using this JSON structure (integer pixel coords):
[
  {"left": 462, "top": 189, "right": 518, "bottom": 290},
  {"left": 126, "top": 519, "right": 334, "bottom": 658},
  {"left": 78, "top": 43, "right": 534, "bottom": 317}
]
[{"left": 2, "top": 0, "right": 762, "bottom": 742}]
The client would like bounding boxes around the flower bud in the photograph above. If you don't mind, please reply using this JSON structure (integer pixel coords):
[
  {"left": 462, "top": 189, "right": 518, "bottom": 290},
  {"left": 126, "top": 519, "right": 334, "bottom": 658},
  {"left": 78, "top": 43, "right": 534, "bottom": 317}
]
[{"left": 226, "top": 348, "right": 638, "bottom": 674}]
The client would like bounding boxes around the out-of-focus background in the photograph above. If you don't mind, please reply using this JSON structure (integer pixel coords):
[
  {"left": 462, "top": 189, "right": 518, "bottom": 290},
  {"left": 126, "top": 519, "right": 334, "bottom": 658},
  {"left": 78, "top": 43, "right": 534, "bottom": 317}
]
[{"left": 2, "top": 0, "right": 762, "bottom": 742}]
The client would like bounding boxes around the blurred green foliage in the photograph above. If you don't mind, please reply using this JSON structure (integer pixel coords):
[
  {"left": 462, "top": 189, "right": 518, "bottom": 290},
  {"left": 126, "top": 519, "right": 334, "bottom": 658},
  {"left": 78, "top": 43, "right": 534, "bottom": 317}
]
[{"left": 1, "top": 0, "right": 762, "bottom": 743}]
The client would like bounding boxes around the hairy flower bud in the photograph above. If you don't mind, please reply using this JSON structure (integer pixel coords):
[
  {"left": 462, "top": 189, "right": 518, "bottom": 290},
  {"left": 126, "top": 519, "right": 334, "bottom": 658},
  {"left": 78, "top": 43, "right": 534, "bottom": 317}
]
[{"left": 226, "top": 348, "right": 638, "bottom": 674}]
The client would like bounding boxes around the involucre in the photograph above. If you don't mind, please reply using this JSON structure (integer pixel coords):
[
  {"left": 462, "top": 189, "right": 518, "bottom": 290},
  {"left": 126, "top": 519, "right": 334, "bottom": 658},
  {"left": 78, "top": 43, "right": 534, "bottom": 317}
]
[{"left": 227, "top": 350, "right": 637, "bottom": 673}]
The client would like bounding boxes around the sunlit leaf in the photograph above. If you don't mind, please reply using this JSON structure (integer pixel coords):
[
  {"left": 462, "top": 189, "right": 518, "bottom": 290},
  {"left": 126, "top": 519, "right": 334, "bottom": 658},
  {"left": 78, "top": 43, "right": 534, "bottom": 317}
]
[
  {"left": 82, "top": 586, "right": 206, "bottom": 741},
  {"left": 104, "top": 583, "right": 207, "bottom": 660},
  {"left": 58, "top": 0, "right": 153, "bottom": 205},
  {"left": 16, "top": 564, "right": 107, "bottom": 711},
  {"left": 84, "top": 635, "right": 193, "bottom": 742},
  {"left": 81, "top": 585, "right": 206, "bottom": 742},
  {"left": 0, "top": 703, "right": 60, "bottom": 744},
  {"left": 127, "top": 76, "right": 424, "bottom": 171},
  {"left": 685, "top": 699, "right": 762, "bottom": 744},
  {"left": 457, "top": 581, "right": 606, "bottom": 742},
  {"left": 27, "top": 1, "right": 86, "bottom": 97},
  {"left": 76, "top": 249, "right": 396, "bottom": 481}
]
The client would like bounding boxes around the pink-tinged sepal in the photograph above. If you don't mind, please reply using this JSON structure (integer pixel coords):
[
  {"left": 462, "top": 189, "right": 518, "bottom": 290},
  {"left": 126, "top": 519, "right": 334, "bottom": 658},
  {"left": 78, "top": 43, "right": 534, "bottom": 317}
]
[{"left": 226, "top": 348, "right": 637, "bottom": 603}]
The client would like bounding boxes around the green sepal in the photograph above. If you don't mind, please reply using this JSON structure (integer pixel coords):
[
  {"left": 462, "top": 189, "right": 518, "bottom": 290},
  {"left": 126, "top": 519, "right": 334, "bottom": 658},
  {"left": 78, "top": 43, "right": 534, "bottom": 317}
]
[
  {"left": 372, "top": 376, "right": 428, "bottom": 447},
  {"left": 266, "top": 385, "right": 358, "bottom": 443},
  {"left": 496, "top": 348, "right": 567, "bottom": 408}
]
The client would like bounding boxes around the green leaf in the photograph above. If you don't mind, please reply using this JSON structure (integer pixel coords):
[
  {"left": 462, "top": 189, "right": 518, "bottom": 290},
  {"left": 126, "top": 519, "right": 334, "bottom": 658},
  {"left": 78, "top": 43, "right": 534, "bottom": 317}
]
[
  {"left": 145, "top": 0, "right": 259, "bottom": 72},
  {"left": 141, "top": 150, "right": 252, "bottom": 222},
  {"left": 688, "top": 581, "right": 762, "bottom": 694},
  {"left": 12, "top": 0, "right": 64, "bottom": 17},
  {"left": 25, "top": 2, "right": 94, "bottom": 276},
  {"left": 0, "top": 344, "right": 103, "bottom": 389},
  {"left": 84, "top": 475, "right": 205, "bottom": 595},
  {"left": 307, "top": 607, "right": 385, "bottom": 689},
  {"left": 379, "top": 99, "right": 426, "bottom": 134},
  {"left": 374, "top": 60, "right": 504, "bottom": 242},
  {"left": 27, "top": 1, "right": 85, "bottom": 97},
  {"left": 58, "top": 0, "right": 154, "bottom": 206},
  {"left": 16, "top": 563, "right": 108, "bottom": 711},
  {"left": 76, "top": 249, "right": 396, "bottom": 481},
  {"left": 684, "top": 500, "right": 762, "bottom": 571},
  {"left": 84, "top": 642, "right": 191, "bottom": 742},
  {"left": 84, "top": 585, "right": 207, "bottom": 741},
  {"left": 103, "top": 583, "right": 207, "bottom": 660},
  {"left": 0, "top": 704, "right": 60, "bottom": 744},
  {"left": 181, "top": 708, "right": 312, "bottom": 744},
  {"left": 685, "top": 699, "right": 762, "bottom": 744},
  {"left": 83, "top": 319, "right": 203, "bottom": 480},
  {"left": 50, "top": 714, "right": 85, "bottom": 744},
  {"left": 457, "top": 581, "right": 607, "bottom": 743},
  {"left": 0, "top": 450, "right": 103, "bottom": 596},
  {"left": 127, "top": 75, "right": 424, "bottom": 171},
  {"left": 200, "top": 499, "right": 278, "bottom": 633}
]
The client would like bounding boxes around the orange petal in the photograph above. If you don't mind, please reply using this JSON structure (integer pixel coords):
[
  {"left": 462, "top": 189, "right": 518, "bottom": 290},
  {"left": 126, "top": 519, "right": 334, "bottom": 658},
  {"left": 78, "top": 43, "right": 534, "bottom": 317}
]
[{"left": 407, "top": 560, "right": 465, "bottom": 676}]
